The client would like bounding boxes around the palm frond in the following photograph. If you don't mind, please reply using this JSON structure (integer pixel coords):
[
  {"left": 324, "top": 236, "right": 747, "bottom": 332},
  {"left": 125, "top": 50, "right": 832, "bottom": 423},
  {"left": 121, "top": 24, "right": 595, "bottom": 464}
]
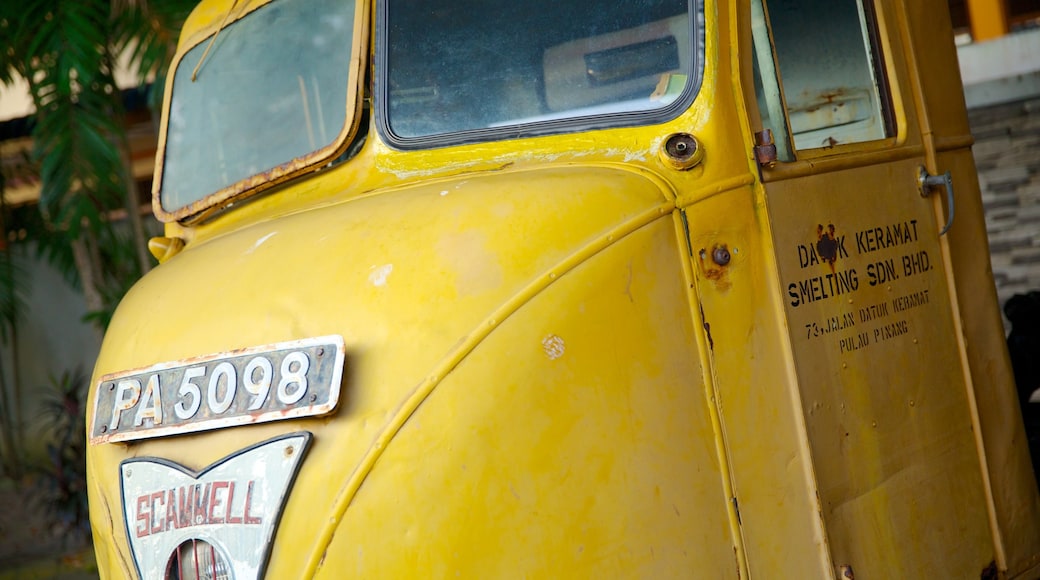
[{"left": 111, "top": 0, "right": 197, "bottom": 110}]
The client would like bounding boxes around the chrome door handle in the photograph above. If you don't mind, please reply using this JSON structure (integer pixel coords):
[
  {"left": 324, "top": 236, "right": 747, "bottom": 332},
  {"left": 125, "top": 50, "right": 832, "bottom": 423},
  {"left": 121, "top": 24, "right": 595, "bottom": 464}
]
[{"left": 918, "top": 166, "right": 955, "bottom": 236}]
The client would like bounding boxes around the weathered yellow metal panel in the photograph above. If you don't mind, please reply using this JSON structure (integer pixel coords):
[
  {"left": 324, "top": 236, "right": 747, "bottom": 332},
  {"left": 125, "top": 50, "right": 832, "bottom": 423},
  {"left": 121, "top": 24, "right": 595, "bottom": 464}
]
[
  {"left": 940, "top": 147, "right": 1040, "bottom": 578},
  {"left": 84, "top": 0, "right": 1040, "bottom": 577},
  {"left": 88, "top": 166, "right": 728, "bottom": 576},
  {"left": 901, "top": 0, "right": 1040, "bottom": 573},
  {"left": 315, "top": 219, "right": 737, "bottom": 577},
  {"left": 766, "top": 157, "right": 995, "bottom": 576},
  {"left": 684, "top": 182, "right": 836, "bottom": 579}
]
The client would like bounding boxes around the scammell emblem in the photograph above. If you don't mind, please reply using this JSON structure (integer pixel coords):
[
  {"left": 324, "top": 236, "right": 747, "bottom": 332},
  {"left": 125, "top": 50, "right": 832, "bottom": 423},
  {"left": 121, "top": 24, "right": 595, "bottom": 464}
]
[{"left": 120, "top": 432, "right": 311, "bottom": 579}]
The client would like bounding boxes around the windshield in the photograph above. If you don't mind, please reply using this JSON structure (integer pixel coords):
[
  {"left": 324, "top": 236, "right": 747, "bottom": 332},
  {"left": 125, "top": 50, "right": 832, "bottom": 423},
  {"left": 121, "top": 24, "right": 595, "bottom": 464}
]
[
  {"left": 157, "top": 0, "right": 360, "bottom": 220},
  {"left": 379, "top": 0, "right": 700, "bottom": 148}
]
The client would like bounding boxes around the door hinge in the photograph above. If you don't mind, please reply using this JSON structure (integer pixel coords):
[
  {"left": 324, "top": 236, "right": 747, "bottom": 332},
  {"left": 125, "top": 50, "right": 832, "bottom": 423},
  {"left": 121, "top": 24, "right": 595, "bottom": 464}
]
[{"left": 754, "top": 129, "right": 778, "bottom": 167}]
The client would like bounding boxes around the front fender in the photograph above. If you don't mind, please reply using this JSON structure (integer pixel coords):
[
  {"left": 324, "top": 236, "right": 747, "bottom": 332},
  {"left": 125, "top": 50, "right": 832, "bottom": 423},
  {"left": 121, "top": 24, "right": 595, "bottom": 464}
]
[{"left": 87, "top": 165, "right": 701, "bottom": 577}]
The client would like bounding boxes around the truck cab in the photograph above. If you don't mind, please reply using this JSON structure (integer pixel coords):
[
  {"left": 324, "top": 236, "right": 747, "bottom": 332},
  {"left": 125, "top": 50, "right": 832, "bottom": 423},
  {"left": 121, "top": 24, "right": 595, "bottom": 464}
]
[{"left": 86, "top": 0, "right": 1040, "bottom": 577}]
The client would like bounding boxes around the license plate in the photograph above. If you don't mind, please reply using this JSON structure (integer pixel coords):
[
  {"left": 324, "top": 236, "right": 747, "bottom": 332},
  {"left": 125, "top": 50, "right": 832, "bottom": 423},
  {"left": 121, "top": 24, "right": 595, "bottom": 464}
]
[{"left": 90, "top": 336, "right": 344, "bottom": 444}]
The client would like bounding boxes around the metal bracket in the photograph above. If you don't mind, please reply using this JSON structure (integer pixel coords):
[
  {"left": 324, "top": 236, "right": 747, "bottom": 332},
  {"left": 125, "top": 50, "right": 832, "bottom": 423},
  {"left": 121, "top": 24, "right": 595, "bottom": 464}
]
[{"left": 918, "top": 166, "right": 955, "bottom": 236}]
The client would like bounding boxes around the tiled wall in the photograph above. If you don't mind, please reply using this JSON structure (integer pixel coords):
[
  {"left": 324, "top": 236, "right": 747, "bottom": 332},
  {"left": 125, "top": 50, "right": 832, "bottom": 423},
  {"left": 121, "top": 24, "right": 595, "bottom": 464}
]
[{"left": 970, "top": 96, "right": 1040, "bottom": 314}]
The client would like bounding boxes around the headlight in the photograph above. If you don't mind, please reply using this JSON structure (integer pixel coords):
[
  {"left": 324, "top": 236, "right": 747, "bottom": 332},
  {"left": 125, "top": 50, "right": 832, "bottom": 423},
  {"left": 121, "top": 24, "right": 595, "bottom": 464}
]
[{"left": 166, "top": 539, "right": 232, "bottom": 580}]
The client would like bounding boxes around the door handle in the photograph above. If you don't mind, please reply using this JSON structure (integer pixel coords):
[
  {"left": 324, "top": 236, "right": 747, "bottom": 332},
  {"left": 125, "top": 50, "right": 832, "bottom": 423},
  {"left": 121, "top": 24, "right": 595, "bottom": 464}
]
[{"left": 918, "top": 166, "right": 955, "bottom": 236}]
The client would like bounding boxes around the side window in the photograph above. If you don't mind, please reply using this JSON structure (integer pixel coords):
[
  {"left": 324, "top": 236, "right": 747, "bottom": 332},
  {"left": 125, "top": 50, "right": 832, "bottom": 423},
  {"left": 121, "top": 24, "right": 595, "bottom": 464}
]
[{"left": 752, "top": 0, "right": 892, "bottom": 159}]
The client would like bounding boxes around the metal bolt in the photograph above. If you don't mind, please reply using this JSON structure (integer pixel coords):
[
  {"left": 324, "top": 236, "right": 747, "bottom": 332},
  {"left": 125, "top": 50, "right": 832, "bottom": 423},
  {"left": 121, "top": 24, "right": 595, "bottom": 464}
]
[
  {"left": 317, "top": 347, "right": 324, "bottom": 357},
  {"left": 101, "top": 425, "right": 108, "bottom": 433},
  {"left": 712, "top": 246, "right": 731, "bottom": 266},
  {"left": 660, "top": 133, "right": 703, "bottom": 170},
  {"left": 309, "top": 394, "right": 318, "bottom": 403},
  {"left": 664, "top": 133, "right": 698, "bottom": 161}
]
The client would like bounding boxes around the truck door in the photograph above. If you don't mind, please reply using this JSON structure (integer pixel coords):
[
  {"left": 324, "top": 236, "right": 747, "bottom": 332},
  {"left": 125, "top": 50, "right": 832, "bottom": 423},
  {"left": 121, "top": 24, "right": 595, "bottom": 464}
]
[{"left": 750, "top": 0, "right": 997, "bottom": 575}]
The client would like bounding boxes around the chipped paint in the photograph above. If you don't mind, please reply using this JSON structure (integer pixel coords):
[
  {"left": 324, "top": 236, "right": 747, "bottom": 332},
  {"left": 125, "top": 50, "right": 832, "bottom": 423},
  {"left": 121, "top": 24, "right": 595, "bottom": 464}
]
[
  {"left": 379, "top": 154, "right": 556, "bottom": 180},
  {"left": 376, "top": 146, "right": 656, "bottom": 180},
  {"left": 542, "top": 335, "right": 566, "bottom": 360},
  {"left": 369, "top": 264, "right": 394, "bottom": 287}
]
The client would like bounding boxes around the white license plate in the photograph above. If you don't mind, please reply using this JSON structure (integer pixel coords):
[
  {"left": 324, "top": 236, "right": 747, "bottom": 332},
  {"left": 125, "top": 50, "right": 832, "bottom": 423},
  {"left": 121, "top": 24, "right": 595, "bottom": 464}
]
[{"left": 90, "top": 336, "right": 344, "bottom": 444}]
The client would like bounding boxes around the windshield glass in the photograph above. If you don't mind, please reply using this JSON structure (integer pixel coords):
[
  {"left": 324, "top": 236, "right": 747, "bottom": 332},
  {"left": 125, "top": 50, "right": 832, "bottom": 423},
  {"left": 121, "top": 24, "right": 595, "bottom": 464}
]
[
  {"left": 380, "top": 0, "right": 699, "bottom": 147},
  {"left": 159, "top": 0, "right": 357, "bottom": 217}
]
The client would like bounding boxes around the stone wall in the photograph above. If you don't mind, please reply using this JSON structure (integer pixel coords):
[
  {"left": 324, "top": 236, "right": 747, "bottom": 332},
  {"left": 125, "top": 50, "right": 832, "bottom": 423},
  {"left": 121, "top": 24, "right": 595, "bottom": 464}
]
[{"left": 970, "top": 96, "right": 1040, "bottom": 314}]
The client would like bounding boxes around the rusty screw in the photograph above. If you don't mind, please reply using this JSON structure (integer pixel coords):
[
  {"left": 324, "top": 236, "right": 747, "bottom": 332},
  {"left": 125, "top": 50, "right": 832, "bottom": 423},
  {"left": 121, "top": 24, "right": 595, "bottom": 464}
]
[
  {"left": 665, "top": 133, "right": 697, "bottom": 160},
  {"left": 659, "top": 133, "right": 704, "bottom": 170},
  {"left": 712, "top": 246, "right": 731, "bottom": 266}
]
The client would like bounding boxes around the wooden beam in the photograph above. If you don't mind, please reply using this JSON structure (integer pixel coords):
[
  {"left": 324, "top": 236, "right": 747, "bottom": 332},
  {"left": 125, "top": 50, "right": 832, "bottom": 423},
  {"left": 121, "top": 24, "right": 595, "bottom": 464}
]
[{"left": 965, "top": 0, "right": 1009, "bottom": 41}]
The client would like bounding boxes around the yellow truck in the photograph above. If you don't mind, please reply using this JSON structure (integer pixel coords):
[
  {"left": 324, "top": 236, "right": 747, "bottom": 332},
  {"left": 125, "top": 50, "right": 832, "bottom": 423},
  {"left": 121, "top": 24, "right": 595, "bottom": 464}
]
[{"left": 86, "top": 0, "right": 1040, "bottom": 577}]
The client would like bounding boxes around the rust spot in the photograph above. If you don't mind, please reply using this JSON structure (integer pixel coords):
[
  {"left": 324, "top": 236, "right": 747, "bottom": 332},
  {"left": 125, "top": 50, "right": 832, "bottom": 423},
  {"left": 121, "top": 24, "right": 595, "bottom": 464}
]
[
  {"left": 698, "top": 245, "right": 732, "bottom": 291},
  {"left": 754, "top": 129, "right": 777, "bottom": 166},
  {"left": 816, "top": 224, "right": 839, "bottom": 272},
  {"left": 698, "top": 303, "right": 714, "bottom": 351},
  {"left": 317, "top": 547, "right": 328, "bottom": 571},
  {"left": 660, "top": 133, "right": 703, "bottom": 170},
  {"left": 818, "top": 88, "right": 850, "bottom": 103}
]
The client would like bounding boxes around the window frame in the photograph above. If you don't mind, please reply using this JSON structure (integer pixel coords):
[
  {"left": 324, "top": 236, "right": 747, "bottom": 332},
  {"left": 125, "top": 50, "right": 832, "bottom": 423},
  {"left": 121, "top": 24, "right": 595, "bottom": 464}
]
[
  {"left": 152, "top": 0, "right": 370, "bottom": 224},
  {"left": 750, "top": 0, "right": 897, "bottom": 162},
  {"left": 373, "top": 0, "right": 707, "bottom": 151}
]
